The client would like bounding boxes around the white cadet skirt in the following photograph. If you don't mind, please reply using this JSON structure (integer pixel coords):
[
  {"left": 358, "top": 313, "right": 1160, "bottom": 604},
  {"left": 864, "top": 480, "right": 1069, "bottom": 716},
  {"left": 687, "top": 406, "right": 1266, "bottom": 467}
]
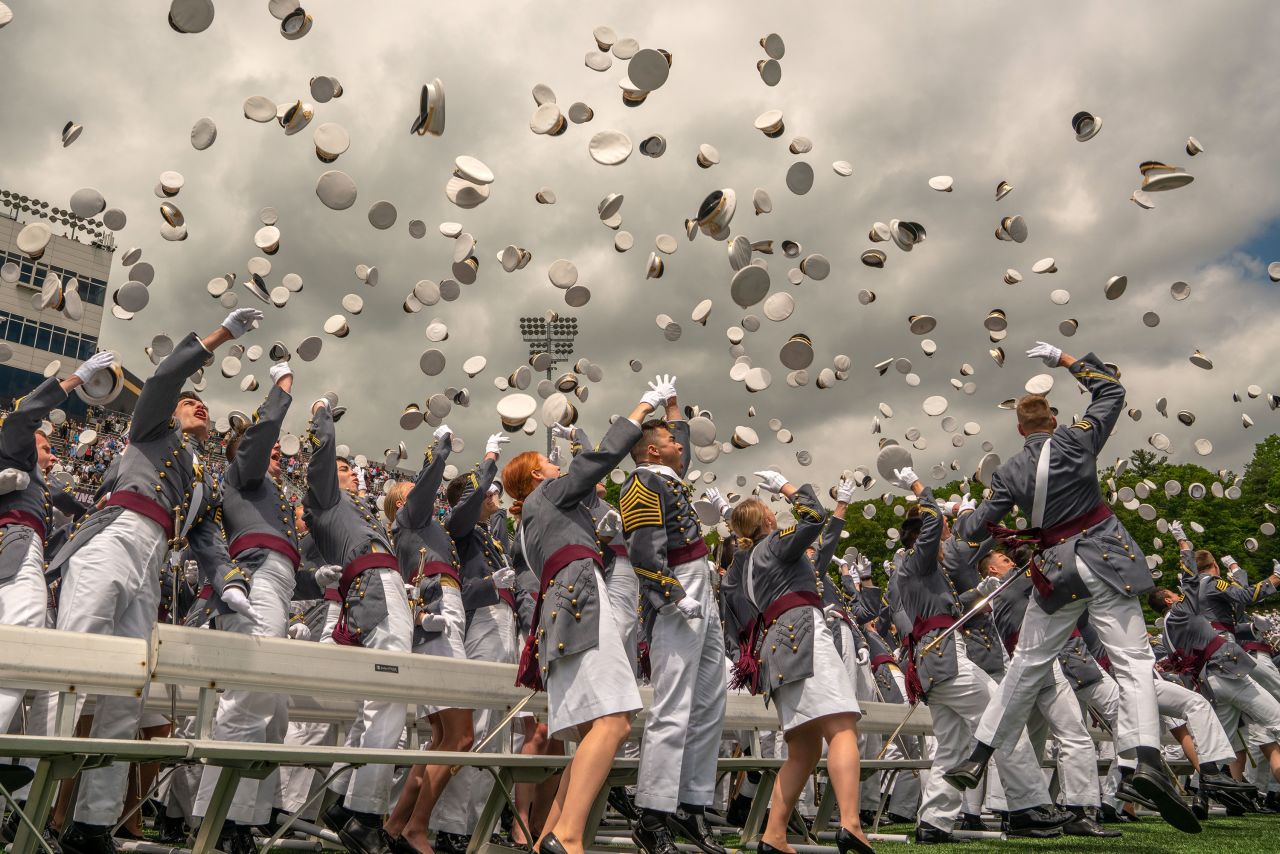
[
  {"left": 772, "top": 613, "right": 861, "bottom": 733},
  {"left": 413, "top": 582, "right": 468, "bottom": 717},
  {"left": 546, "top": 565, "right": 643, "bottom": 740}
]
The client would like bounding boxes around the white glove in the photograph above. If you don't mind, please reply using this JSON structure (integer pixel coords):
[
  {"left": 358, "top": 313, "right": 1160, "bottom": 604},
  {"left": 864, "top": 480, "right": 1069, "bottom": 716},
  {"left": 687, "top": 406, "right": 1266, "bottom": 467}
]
[
  {"left": 883, "top": 559, "right": 894, "bottom": 575},
  {"left": 834, "top": 557, "right": 850, "bottom": 575},
  {"left": 222, "top": 587, "right": 262, "bottom": 623},
  {"left": 755, "top": 470, "right": 789, "bottom": 495},
  {"left": 287, "top": 622, "right": 312, "bottom": 641},
  {"left": 314, "top": 565, "right": 342, "bottom": 587},
  {"left": 222, "top": 308, "right": 264, "bottom": 339},
  {"left": 891, "top": 466, "right": 918, "bottom": 490},
  {"left": 487, "top": 483, "right": 501, "bottom": 496},
  {"left": 1221, "top": 554, "right": 1237, "bottom": 570},
  {"left": 823, "top": 604, "right": 839, "bottom": 624},
  {"left": 548, "top": 442, "right": 562, "bottom": 465},
  {"left": 182, "top": 559, "right": 199, "bottom": 586},
  {"left": 976, "top": 575, "right": 1002, "bottom": 596},
  {"left": 0, "top": 468, "right": 31, "bottom": 495},
  {"left": 835, "top": 477, "right": 856, "bottom": 503},
  {"left": 1169, "top": 520, "right": 1187, "bottom": 542},
  {"left": 596, "top": 507, "right": 622, "bottom": 543},
  {"left": 356, "top": 466, "right": 367, "bottom": 491},
  {"left": 957, "top": 492, "right": 976, "bottom": 514},
  {"left": 640, "top": 387, "right": 665, "bottom": 410},
  {"left": 858, "top": 557, "right": 874, "bottom": 581},
  {"left": 939, "top": 499, "right": 959, "bottom": 516},
  {"left": 856, "top": 646, "right": 870, "bottom": 665},
  {"left": 550, "top": 423, "right": 576, "bottom": 441},
  {"left": 433, "top": 424, "right": 452, "bottom": 443},
  {"left": 675, "top": 596, "right": 704, "bottom": 620},
  {"left": 1026, "top": 341, "right": 1063, "bottom": 368},
  {"left": 493, "top": 568, "right": 517, "bottom": 590},
  {"left": 649, "top": 373, "right": 678, "bottom": 402},
  {"left": 486, "top": 433, "right": 509, "bottom": 456},
  {"left": 74, "top": 351, "right": 115, "bottom": 384},
  {"left": 269, "top": 361, "right": 292, "bottom": 384},
  {"left": 1272, "top": 558, "right": 1280, "bottom": 575},
  {"left": 705, "top": 487, "right": 730, "bottom": 518},
  {"left": 418, "top": 612, "right": 448, "bottom": 632}
]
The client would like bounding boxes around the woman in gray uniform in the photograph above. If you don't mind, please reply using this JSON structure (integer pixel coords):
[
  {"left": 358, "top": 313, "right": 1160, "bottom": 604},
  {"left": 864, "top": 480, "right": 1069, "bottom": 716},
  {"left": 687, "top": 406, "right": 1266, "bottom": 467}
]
[
  {"left": 502, "top": 382, "right": 664, "bottom": 854},
  {"left": 722, "top": 471, "right": 874, "bottom": 854}
]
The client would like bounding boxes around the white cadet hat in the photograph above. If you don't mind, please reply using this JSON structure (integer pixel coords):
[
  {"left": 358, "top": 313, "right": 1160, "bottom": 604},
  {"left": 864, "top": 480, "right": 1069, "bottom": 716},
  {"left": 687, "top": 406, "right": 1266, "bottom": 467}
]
[
  {"left": 313, "top": 122, "right": 350, "bottom": 162},
  {"left": 1140, "top": 160, "right": 1194, "bottom": 192},
  {"left": 316, "top": 170, "right": 357, "bottom": 210},
  {"left": 169, "top": 0, "right": 214, "bottom": 33},
  {"left": 696, "top": 143, "right": 720, "bottom": 168},
  {"left": 75, "top": 355, "right": 124, "bottom": 405},
  {"left": 628, "top": 48, "right": 670, "bottom": 91},
  {"left": 16, "top": 222, "right": 52, "bottom": 259},
  {"left": 1071, "top": 110, "right": 1102, "bottom": 141},
  {"left": 497, "top": 393, "right": 537, "bottom": 431},
  {"left": 411, "top": 79, "right": 446, "bottom": 137},
  {"left": 786, "top": 161, "right": 814, "bottom": 195}
]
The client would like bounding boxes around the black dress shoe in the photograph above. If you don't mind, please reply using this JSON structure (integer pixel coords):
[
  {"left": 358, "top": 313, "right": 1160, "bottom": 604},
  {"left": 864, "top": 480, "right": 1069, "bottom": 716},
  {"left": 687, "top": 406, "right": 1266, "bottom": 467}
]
[
  {"left": 725, "top": 795, "right": 752, "bottom": 829},
  {"left": 666, "top": 808, "right": 725, "bottom": 854},
  {"left": 608, "top": 787, "right": 640, "bottom": 822},
  {"left": 883, "top": 812, "right": 915, "bottom": 826},
  {"left": 941, "top": 759, "right": 986, "bottom": 791},
  {"left": 1116, "top": 780, "right": 1158, "bottom": 811},
  {"left": 1193, "top": 790, "right": 1209, "bottom": 821},
  {"left": 955, "top": 813, "right": 990, "bottom": 832},
  {"left": 1201, "top": 770, "right": 1255, "bottom": 792},
  {"left": 156, "top": 814, "right": 187, "bottom": 844},
  {"left": 1129, "top": 760, "right": 1201, "bottom": 833},
  {"left": 1063, "top": 813, "right": 1121, "bottom": 838},
  {"left": 835, "top": 826, "right": 876, "bottom": 854},
  {"left": 536, "top": 832, "right": 568, "bottom": 854},
  {"left": 914, "top": 822, "right": 967, "bottom": 844},
  {"left": 337, "top": 816, "right": 393, "bottom": 854},
  {"left": 217, "top": 822, "right": 259, "bottom": 854},
  {"left": 321, "top": 801, "right": 353, "bottom": 835},
  {"left": 756, "top": 842, "right": 787, "bottom": 854},
  {"left": 1099, "top": 803, "right": 1137, "bottom": 824},
  {"left": 1005, "top": 806, "right": 1071, "bottom": 838},
  {"left": 434, "top": 830, "right": 471, "bottom": 854},
  {"left": 60, "top": 823, "right": 117, "bottom": 854},
  {"left": 633, "top": 814, "right": 680, "bottom": 854}
]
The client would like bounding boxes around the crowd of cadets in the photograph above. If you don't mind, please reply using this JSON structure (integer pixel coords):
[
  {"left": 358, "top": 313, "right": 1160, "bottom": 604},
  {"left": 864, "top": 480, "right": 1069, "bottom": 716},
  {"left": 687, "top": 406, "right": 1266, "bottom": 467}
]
[{"left": 3, "top": 318, "right": 1280, "bottom": 854}]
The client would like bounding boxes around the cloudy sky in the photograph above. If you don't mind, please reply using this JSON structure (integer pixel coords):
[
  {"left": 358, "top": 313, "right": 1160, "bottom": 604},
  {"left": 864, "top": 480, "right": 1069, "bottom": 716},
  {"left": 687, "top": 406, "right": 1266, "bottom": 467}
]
[{"left": 2, "top": 0, "right": 1279, "bottom": 500}]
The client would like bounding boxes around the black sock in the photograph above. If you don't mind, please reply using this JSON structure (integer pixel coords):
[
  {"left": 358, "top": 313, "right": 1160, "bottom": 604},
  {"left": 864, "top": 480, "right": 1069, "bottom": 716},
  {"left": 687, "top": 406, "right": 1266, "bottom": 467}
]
[
  {"left": 1068, "top": 805, "right": 1086, "bottom": 817},
  {"left": 350, "top": 810, "right": 382, "bottom": 828},
  {"left": 678, "top": 803, "right": 704, "bottom": 816},
  {"left": 1135, "top": 746, "right": 1163, "bottom": 767},
  {"left": 1200, "top": 762, "right": 1222, "bottom": 776},
  {"left": 967, "top": 741, "right": 995, "bottom": 765},
  {"left": 641, "top": 809, "right": 670, "bottom": 828}
]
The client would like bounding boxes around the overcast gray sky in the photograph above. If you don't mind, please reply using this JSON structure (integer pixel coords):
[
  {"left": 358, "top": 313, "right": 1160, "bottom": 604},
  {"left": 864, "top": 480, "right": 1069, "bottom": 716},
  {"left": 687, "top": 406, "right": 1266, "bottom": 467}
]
[{"left": 2, "top": 0, "right": 1279, "bottom": 504}]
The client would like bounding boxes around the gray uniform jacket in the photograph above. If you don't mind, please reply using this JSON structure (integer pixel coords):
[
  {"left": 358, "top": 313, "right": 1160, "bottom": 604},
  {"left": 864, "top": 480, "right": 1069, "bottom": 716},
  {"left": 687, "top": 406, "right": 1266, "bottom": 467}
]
[
  {"left": 303, "top": 404, "right": 398, "bottom": 643},
  {"left": 851, "top": 580, "right": 895, "bottom": 643},
  {"left": 0, "top": 376, "right": 66, "bottom": 583},
  {"left": 942, "top": 535, "right": 1002, "bottom": 675},
  {"left": 896, "top": 488, "right": 963, "bottom": 700},
  {"left": 567, "top": 428, "right": 620, "bottom": 578},
  {"left": 720, "top": 484, "right": 829, "bottom": 702},
  {"left": 1192, "top": 552, "right": 1275, "bottom": 639},
  {"left": 811, "top": 514, "right": 861, "bottom": 660},
  {"left": 517, "top": 416, "right": 640, "bottom": 688},
  {"left": 954, "top": 353, "right": 1149, "bottom": 613},
  {"left": 447, "top": 458, "right": 516, "bottom": 615},
  {"left": 48, "top": 333, "right": 239, "bottom": 600},
  {"left": 219, "top": 384, "right": 300, "bottom": 617},
  {"left": 1164, "top": 592, "right": 1256, "bottom": 687},
  {"left": 389, "top": 440, "right": 459, "bottom": 646},
  {"left": 620, "top": 421, "right": 708, "bottom": 613}
]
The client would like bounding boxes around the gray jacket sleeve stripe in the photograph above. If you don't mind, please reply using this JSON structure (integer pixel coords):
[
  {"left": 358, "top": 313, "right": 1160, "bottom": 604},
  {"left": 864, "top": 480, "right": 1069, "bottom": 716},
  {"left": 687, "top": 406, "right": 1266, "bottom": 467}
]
[
  {"left": 400, "top": 441, "right": 451, "bottom": 530},
  {"left": 544, "top": 417, "right": 641, "bottom": 510},
  {"left": 231, "top": 385, "right": 292, "bottom": 491},
  {"left": 305, "top": 404, "right": 340, "bottom": 511}
]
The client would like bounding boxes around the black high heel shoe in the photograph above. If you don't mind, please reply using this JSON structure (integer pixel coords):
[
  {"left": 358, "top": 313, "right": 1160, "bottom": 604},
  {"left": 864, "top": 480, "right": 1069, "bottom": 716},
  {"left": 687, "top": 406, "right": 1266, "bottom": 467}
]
[
  {"left": 536, "top": 832, "right": 569, "bottom": 854},
  {"left": 756, "top": 842, "right": 790, "bottom": 854},
  {"left": 836, "top": 826, "right": 876, "bottom": 854}
]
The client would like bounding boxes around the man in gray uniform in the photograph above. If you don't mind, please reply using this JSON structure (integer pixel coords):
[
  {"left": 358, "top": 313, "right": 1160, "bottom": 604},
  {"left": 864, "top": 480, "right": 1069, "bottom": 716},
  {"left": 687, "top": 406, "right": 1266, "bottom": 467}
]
[
  {"left": 0, "top": 352, "right": 113, "bottom": 734},
  {"left": 621, "top": 376, "right": 726, "bottom": 854},
  {"left": 305, "top": 396, "right": 413, "bottom": 854},
  {"left": 192, "top": 361, "right": 303, "bottom": 853},
  {"left": 889, "top": 470, "right": 1069, "bottom": 843},
  {"left": 942, "top": 341, "right": 1197, "bottom": 833},
  {"left": 56, "top": 309, "right": 262, "bottom": 854}
]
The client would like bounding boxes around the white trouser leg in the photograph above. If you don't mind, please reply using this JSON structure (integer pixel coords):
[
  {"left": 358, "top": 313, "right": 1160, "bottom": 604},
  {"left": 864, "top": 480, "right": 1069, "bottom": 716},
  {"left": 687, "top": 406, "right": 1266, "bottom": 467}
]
[
  {"left": 1207, "top": 672, "right": 1280, "bottom": 746},
  {"left": 1151, "top": 678, "right": 1235, "bottom": 766},
  {"left": 194, "top": 552, "right": 295, "bottom": 825},
  {"left": 432, "top": 603, "right": 517, "bottom": 835},
  {"left": 1251, "top": 652, "right": 1280, "bottom": 700},
  {"left": 55, "top": 511, "right": 166, "bottom": 826},
  {"left": 919, "top": 655, "right": 1047, "bottom": 830},
  {"left": 636, "top": 560, "right": 726, "bottom": 812},
  {"left": 1038, "top": 663, "right": 1099, "bottom": 807},
  {"left": 279, "top": 722, "right": 336, "bottom": 816},
  {"left": 0, "top": 535, "right": 48, "bottom": 732},
  {"left": 606, "top": 554, "right": 639, "bottom": 665},
  {"left": 330, "top": 569, "right": 412, "bottom": 814}
]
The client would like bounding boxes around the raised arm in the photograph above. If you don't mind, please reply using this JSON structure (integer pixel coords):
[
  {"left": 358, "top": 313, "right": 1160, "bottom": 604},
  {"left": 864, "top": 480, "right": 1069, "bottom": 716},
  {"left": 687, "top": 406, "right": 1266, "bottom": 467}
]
[
  {"left": 544, "top": 412, "right": 644, "bottom": 510},
  {"left": 768, "top": 482, "right": 830, "bottom": 564},
  {"left": 399, "top": 429, "right": 453, "bottom": 530},
  {"left": 0, "top": 376, "right": 67, "bottom": 469},
  {"left": 230, "top": 369, "right": 292, "bottom": 490},
  {"left": 304, "top": 401, "right": 340, "bottom": 511},
  {"left": 447, "top": 455, "right": 498, "bottom": 539},
  {"left": 953, "top": 469, "right": 1014, "bottom": 542},
  {"left": 902, "top": 486, "right": 944, "bottom": 578}
]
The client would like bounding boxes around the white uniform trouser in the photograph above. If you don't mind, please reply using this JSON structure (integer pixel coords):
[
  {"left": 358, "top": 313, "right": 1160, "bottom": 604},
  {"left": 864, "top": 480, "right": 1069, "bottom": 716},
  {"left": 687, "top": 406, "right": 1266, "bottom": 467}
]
[
  {"left": 432, "top": 602, "right": 517, "bottom": 835},
  {"left": 327, "top": 568, "right": 413, "bottom": 814},
  {"left": 278, "top": 722, "right": 337, "bottom": 816},
  {"left": 1207, "top": 672, "right": 1280, "bottom": 745},
  {"left": 166, "top": 717, "right": 203, "bottom": 822},
  {"left": 194, "top": 552, "right": 295, "bottom": 825},
  {"left": 1021, "top": 663, "right": 1099, "bottom": 807},
  {"left": 607, "top": 552, "right": 639, "bottom": 666},
  {"left": 919, "top": 653, "right": 1048, "bottom": 832},
  {"left": 976, "top": 557, "right": 1159, "bottom": 757},
  {"left": 1250, "top": 652, "right": 1280, "bottom": 700},
  {"left": 636, "top": 558, "right": 726, "bottom": 812},
  {"left": 56, "top": 510, "right": 167, "bottom": 826},
  {"left": 0, "top": 533, "right": 47, "bottom": 733}
]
